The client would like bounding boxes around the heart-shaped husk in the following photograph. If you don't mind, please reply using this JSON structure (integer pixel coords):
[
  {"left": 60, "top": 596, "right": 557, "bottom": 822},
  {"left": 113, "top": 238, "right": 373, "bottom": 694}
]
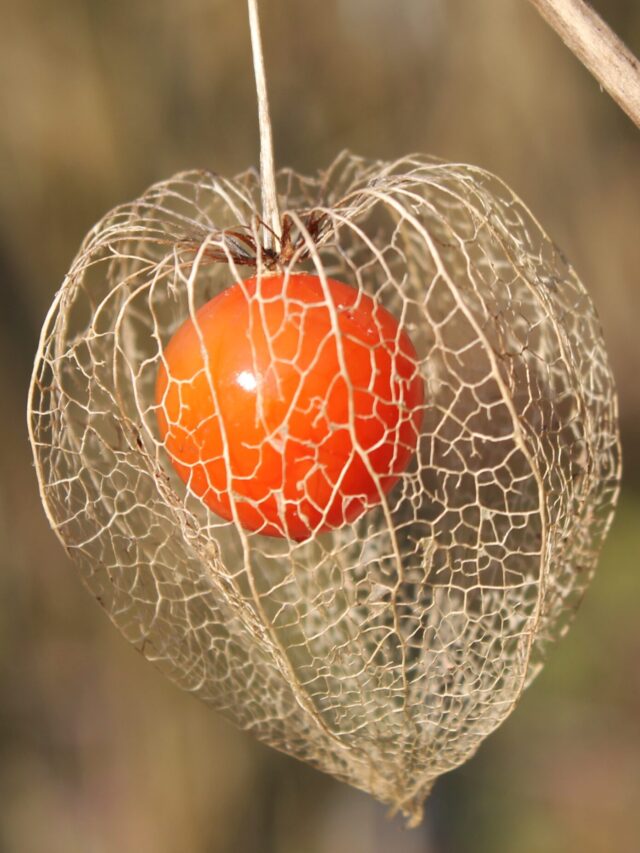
[{"left": 28, "top": 153, "right": 620, "bottom": 825}]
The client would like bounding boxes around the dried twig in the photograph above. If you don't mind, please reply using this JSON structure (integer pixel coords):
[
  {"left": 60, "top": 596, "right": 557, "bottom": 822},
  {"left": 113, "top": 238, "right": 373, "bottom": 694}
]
[
  {"left": 247, "top": 0, "right": 282, "bottom": 247},
  {"left": 528, "top": 0, "right": 640, "bottom": 128}
]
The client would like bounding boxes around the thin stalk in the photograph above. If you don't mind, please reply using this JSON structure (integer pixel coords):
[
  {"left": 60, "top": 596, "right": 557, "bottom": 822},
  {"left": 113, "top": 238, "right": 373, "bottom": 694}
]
[
  {"left": 528, "top": 0, "right": 640, "bottom": 128},
  {"left": 248, "top": 0, "right": 282, "bottom": 248}
]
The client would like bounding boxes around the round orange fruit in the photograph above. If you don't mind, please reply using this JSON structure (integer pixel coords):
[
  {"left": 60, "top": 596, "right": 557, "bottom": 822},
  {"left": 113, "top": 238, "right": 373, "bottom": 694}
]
[{"left": 155, "top": 273, "right": 423, "bottom": 539}]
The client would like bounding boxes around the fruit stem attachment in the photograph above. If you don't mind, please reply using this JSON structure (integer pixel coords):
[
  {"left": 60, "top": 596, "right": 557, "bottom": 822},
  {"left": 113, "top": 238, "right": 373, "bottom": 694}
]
[
  {"left": 247, "top": 0, "right": 282, "bottom": 250},
  {"left": 528, "top": 0, "right": 640, "bottom": 129}
]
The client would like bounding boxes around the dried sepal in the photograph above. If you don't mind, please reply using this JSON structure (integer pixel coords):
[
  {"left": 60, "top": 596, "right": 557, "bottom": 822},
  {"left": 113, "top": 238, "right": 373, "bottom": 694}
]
[{"left": 28, "top": 153, "right": 620, "bottom": 824}]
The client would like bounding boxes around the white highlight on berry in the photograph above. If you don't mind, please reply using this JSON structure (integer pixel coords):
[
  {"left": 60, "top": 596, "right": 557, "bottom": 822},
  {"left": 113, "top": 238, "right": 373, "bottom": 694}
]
[{"left": 236, "top": 370, "right": 258, "bottom": 392}]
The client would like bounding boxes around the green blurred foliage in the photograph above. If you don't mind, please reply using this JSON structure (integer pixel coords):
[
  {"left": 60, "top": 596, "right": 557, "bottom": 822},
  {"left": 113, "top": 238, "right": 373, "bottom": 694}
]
[{"left": 0, "top": 1, "right": 638, "bottom": 850}]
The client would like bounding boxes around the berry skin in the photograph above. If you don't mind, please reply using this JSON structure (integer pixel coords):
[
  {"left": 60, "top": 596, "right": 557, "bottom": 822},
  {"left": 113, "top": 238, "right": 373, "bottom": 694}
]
[{"left": 155, "top": 273, "right": 423, "bottom": 539}]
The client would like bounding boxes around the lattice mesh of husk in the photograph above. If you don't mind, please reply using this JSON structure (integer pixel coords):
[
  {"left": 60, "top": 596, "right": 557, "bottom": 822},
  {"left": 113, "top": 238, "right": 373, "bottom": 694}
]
[{"left": 28, "top": 153, "right": 620, "bottom": 825}]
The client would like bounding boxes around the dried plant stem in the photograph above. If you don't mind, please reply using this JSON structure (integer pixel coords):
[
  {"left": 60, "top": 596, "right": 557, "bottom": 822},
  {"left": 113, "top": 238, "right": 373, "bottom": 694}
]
[
  {"left": 528, "top": 0, "right": 640, "bottom": 128},
  {"left": 247, "top": 0, "right": 281, "bottom": 247}
]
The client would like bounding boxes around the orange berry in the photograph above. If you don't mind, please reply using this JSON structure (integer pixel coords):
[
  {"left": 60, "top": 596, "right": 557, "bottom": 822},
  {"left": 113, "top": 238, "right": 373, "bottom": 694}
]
[{"left": 155, "top": 273, "right": 423, "bottom": 539}]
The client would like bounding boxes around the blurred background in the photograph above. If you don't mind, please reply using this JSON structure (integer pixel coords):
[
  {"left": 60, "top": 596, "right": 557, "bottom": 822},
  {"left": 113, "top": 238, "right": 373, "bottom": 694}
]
[{"left": 1, "top": 0, "right": 638, "bottom": 850}]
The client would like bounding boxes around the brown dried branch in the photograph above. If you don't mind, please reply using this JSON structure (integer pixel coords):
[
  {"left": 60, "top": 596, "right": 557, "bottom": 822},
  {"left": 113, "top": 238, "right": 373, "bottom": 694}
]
[{"left": 528, "top": 0, "right": 640, "bottom": 128}]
